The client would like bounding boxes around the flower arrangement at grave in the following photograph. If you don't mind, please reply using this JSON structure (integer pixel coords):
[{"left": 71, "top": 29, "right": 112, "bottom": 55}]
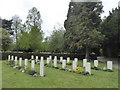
[
  {"left": 7, "top": 60, "right": 15, "bottom": 67},
  {"left": 75, "top": 67, "right": 83, "bottom": 73}
]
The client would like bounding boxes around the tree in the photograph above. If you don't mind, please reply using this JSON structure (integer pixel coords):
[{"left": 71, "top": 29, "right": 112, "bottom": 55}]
[
  {"left": 11, "top": 15, "right": 22, "bottom": 51},
  {"left": 49, "top": 26, "right": 65, "bottom": 53},
  {"left": 0, "top": 28, "right": 12, "bottom": 51},
  {"left": 1, "top": 19, "right": 13, "bottom": 35},
  {"left": 18, "top": 25, "right": 43, "bottom": 52},
  {"left": 64, "top": 2, "right": 104, "bottom": 60},
  {"left": 26, "top": 7, "right": 42, "bottom": 32},
  {"left": 101, "top": 7, "right": 119, "bottom": 58}
]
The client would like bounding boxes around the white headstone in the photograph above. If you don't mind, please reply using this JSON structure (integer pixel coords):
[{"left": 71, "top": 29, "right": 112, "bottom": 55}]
[
  {"left": 62, "top": 60, "right": 66, "bottom": 69},
  {"left": 47, "top": 57, "right": 50, "bottom": 64},
  {"left": 60, "top": 57, "right": 63, "bottom": 62},
  {"left": 72, "top": 61, "right": 77, "bottom": 71},
  {"left": 54, "top": 57, "right": 57, "bottom": 67},
  {"left": 83, "top": 59, "right": 87, "bottom": 67},
  {"left": 107, "top": 61, "right": 112, "bottom": 70},
  {"left": 85, "top": 62, "right": 91, "bottom": 74},
  {"left": 15, "top": 56, "right": 18, "bottom": 65},
  {"left": 11, "top": 56, "right": 14, "bottom": 61},
  {"left": 8, "top": 55, "right": 11, "bottom": 61},
  {"left": 31, "top": 55, "right": 34, "bottom": 59},
  {"left": 40, "top": 61, "right": 44, "bottom": 77},
  {"left": 94, "top": 60, "right": 98, "bottom": 67},
  {"left": 36, "top": 56, "right": 38, "bottom": 62},
  {"left": 19, "top": 58, "right": 22, "bottom": 66},
  {"left": 67, "top": 57, "right": 70, "bottom": 63},
  {"left": 54, "top": 56, "right": 57, "bottom": 60},
  {"left": 41, "top": 57, "right": 44, "bottom": 62},
  {"left": 31, "top": 60, "right": 35, "bottom": 70},
  {"left": 25, "top": 59, "right": 28, "bottom": 69},
  {"left": 49, "top": 56, "right": 52, "bottom": 60},
  {"left": 74, "top": 58, "right": 78, "bottom": 65}
]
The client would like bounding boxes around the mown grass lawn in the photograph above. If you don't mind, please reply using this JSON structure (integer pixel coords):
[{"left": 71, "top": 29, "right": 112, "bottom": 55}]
[{"left": 2, "top": 60, "right": 119, "bottom": 88}]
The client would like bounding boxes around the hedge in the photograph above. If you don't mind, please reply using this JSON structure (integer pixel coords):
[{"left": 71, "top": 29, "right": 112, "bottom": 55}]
[{"left": 1, "top": 52, "right": 97, "bottom": 60}]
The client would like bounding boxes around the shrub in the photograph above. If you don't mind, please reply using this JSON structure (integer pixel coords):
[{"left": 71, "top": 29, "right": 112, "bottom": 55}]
[
  {"left": 67, "top": 61, "right": 72, "bottom": 65},
  {"left": 27, "top": 70, "right": 37, "bottom": 75}
]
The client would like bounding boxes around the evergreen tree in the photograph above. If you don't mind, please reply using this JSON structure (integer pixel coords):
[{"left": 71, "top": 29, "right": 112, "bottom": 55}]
[{"left": 64, "top": 2, "right": 104, "bottom": 60}]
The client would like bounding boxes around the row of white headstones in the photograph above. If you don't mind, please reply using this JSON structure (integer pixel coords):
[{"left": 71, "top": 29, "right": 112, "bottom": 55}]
[{"left": 8, "top": 55, "right": 113, "bottom": 76}]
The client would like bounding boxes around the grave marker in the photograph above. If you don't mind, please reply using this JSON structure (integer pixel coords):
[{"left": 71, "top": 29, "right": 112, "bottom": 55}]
[
  {"left": 40, "top": 61, "right": 44, "bottom": 77},
  {"left": 60, "top": 57, "right": 63, "bottom": 62},
  {"left": 25, "top": 59, "right": 28, "bottom": 69},
  {"left": 94, "top": 60, "right": 98, "bottom": 67},
  {"left": 11, "top": 56, "right": 14, "bottom": 61},
  {"left": 62, "top": 60, "right": 66, "bottom": 69},
  {"left": 36, "top": 56, "right": 38, "bottom": 62},
  {"left": 72, "top": 61, "right": 77, "bottom": 71},
  {"left": 8, "top": 55, "right": 10, "bottom": 61},
  {"left": 67, "top": 57, "right": 70, "bottom": 63},
  {"left": 19, "top": 58, "right": 22, "bottom": 66},
  {"left": 47, "top": 57, "right": 50, "bottom": 64},
  {"left": 85, "top": 62, "right": 91, "bottom": 74},
  {"left": 107, "top": 61, "right": 112, "bottom": 70},
  {"left": 31, "top": 55, "right": 34, "bottom": 59},
  {"left": 41, "top": 57, "right": 44, "bottom": 62},
  {"left": 15, "top": 56, "right": 18, "bottom": 66},
  {"left": 31, "top": 60, "right": 35, "bottom": 70},
  {"left": 83, "top": 59, "right": 87, "bottom": 67},
  {"left": 54, "top": 57, "right": 57, "bottom": 67}
]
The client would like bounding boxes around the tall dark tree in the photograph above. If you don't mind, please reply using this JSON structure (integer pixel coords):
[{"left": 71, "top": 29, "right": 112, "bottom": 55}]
[
  {"left": 64, "top": 2, "right": 104, "bottom": 60},
  {"left": 101, "top": 7, "right": 120, "bottom": 58},
  {"left": 0, "top": 18, "right": 13, "bottom": 35}
]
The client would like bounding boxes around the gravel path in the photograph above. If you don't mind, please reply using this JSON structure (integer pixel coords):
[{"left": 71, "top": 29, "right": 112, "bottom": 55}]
[{"left": 97, "top": 57, "right": 120, "bottom": 69}]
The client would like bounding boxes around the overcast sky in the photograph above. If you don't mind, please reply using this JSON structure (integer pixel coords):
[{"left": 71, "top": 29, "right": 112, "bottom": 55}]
[{"left": 0, "top": 0, "right": 119, "bottom": 37}]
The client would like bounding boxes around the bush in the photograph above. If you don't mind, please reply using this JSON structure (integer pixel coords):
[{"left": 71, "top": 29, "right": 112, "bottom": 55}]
[
  {"left": 27, "top": 70, "right": 37, "bottom": 75},
  {"left": 67, "top": 61, "right": 72, "bottom": 65}
]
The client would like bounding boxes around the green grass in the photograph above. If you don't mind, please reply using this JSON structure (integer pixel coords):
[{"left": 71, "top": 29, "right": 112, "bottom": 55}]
[{"left": 2, "top": 60, "right": 119, "bottom": 88}]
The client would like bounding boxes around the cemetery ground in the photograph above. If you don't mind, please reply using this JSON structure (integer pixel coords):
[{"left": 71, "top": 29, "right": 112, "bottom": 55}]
[{"left": 2, "top": 60, "right": 119, "bottom": 88}]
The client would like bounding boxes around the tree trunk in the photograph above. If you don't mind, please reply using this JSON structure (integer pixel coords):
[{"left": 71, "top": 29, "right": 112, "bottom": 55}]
[{"left": 85, "top": 45, "right": 90, "bottom": 61}]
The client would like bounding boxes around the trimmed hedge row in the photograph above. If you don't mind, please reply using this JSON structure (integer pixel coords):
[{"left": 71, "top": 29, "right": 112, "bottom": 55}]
[{"left": 1, "top": 52, "right": 97, "bottom": 60}]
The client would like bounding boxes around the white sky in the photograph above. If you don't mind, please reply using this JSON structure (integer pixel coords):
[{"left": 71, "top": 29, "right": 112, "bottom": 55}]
[{"left": 0, "top": 0, "right": 119, "bottom": 37}]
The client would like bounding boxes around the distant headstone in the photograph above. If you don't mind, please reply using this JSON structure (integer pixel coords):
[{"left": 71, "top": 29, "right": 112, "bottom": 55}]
[
  {"left": 83, "top": 59, "right": 87, "bottom": 67},
  {"left": 11, "top": 56, "right": 14, "bottom": 61},
  {"left": 107, "top": 61, "right": 112, "bottom": 70},
  {"left": 74, "top": 58, "right": 78, "bottom": 65},
  {"left": 31, "top": 55, "right": 34, "bottom": 59},
  {"left": 49, "top": 56, "right": 52, "bottom": 60},
  {"left": 94, "top": 60, "right": 98, "bottom": 67},
  {"left": 62, "top": 60, "right": 66, "bottom": 69},
  {"left": 85, "top": 62, "right": 91, "bottom": 74},
  {"left": 25, "top": 59, "right": 28, "bottom": 69},
  {"left": 15, "top": 56, "right": 18, "bottom": 66},
  {"left": 40, "top": 61, "right": 44, "bottom": 77},
  {"left": 47, "top": 57, "right": 50, "bottom": 64},
  {"left": 36, "top": 56, "right": 38, "bottom": 62},
  {"left": 60, "top": 57, "right": 63, "bottom": 62},
  {"left": 67, "top": 57, "right": 70, "bottom": 63},
  {"left": 31, "top": 60, "right": 35, "bottom": 70},
  {"left": 54, "top": 57, "right": 57, "bottom": 67},
  {"left": 41, "top": 57, "right": 44, "bottom": 62},
  {"left": 19, "top": 58, "right": 22, "bottom": 66},
  {"left": 54, "top": 56, "right": 57, "bottom": 60},
  {"left": 72, "top": 61, "right": 77, "bottom": 71},
  {"left": 8, "top": 55, "right": 10, "bottom": 61}
]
